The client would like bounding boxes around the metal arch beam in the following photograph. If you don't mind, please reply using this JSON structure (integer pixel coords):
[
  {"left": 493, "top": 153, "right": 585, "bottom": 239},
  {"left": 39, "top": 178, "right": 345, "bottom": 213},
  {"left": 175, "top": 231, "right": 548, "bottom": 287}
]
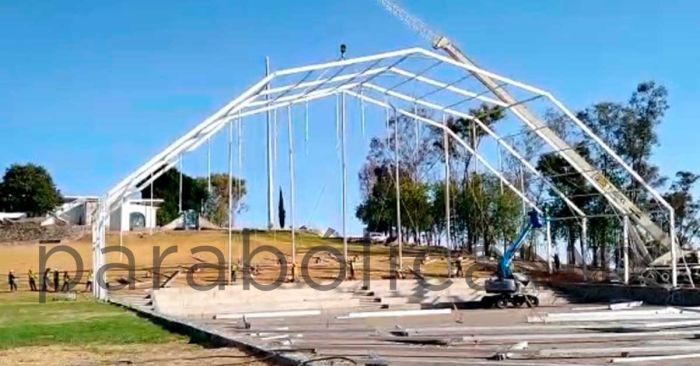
[
  {"left": 105, "top": 47, "right": 428, "bottom": 209},
  {"left": 411, "top": 48, "right": 550, "bottom": 97},
  {"left": 389, "top": 67, "right": 507, "bottom": 107},
  {"left": 273, "top": 47, "right": 423, "bottom": 77},
  {"left": 105, "top": 74, "right": 274, "bottom": 208},
  {"left": 358, "top": 82, "right": 585, "bottom": 217},
  {"left": 108, "top": 46, "right": 530, "bottom": 211},
  {"left": 112, "top": 83, "right": 363, "bottom": 209},
  {"left": 411, "top": 47, "right": 674, "bottom": 239},
  {"left": 256, "top": 67, "right": 389, "bottom": 98},
  {"left": 345, "top": 89, "right": 541, "bottom": 214}
]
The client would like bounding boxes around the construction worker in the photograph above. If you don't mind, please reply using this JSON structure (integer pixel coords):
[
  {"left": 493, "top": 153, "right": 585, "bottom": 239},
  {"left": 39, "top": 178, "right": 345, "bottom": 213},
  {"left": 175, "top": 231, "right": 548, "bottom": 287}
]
[
  {"left": 28, "top": 269, "right": 37, "bottom": 291},
  {"left": 53, "top": 269, "right": 60, "bottom": 292},
  {"left": 454, "top": 256, "right": 464, "bottom": 278},
  {"left": 348, "top": 257, "right": 356, "bottom": 280},
  {"left": 61, "top": 271, "right": 71, "bottom": 292},
  {"left": 230, "top": 261, "right": 239, "bottom": 283},
  {"left": 85, "top": 270, "right": 93, "bottom": 292},
  {"left": 8, "top": 270, "right": 17, "bottom": 292},
  {"left": 42, "top": 268, "right": 51, "bottom": 292}
]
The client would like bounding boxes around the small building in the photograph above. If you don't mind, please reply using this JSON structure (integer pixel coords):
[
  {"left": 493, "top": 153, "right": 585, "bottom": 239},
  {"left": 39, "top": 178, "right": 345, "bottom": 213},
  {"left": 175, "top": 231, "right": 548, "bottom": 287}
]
[
  {"left": 108, "top": 198, "right": 162, "bottom": 232},
  {"left": 55, "top": 195, "right": 100, "bottom": 226}
]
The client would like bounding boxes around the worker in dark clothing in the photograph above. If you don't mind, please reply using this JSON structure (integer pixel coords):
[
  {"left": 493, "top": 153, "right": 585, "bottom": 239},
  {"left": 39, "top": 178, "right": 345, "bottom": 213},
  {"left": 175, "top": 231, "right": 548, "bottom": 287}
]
[
  {"left": 454, "top": 257, "right": 464, "bottom": 278},
  {"left": 554, "top": 253, "right": 561, "bottom": 272},
  {"left": 348, "top": 259, "right": 356, "bottom": 280},
  {"left": 28, "top": 269, "right": 37, "bottom": 291},
  {"left": 42, "top": 268, "right": 51, "bottom": 292},
  {"left": 85, "top": 270, "right": 93, "bottom": 292},
  {"left": 8, "top": 270, "right": 17, "bottom": 292},
  {"left": 230, "top": 262, "right": 239, "bottom": 283},
  {"left": 61, "top": 271, "right": 71, "bottom": 292},
  {"left": 53, "top": 269, "right": 60, "bottom": 292}
]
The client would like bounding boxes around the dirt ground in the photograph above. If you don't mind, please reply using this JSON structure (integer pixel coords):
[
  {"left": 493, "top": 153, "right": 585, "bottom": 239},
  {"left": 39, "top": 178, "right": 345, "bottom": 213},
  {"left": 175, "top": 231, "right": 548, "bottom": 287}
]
[
  {"left": 0, "top": 230, "right": 499, "bottom": 288},
  {"left": 0, "top": 342, "right": 273, "bottom": 366}
]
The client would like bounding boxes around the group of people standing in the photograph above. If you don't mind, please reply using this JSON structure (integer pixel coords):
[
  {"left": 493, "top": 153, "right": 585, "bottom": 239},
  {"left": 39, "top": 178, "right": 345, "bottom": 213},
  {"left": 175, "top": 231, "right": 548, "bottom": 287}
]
[{"left": 7, "top": 268, "right": 93, "bottom": 293}]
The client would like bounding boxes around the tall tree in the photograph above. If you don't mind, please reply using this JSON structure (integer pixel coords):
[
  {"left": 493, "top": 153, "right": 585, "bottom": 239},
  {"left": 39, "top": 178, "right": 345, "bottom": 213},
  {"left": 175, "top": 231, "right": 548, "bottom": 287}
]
[
  {"left": 663, "top": 171, "right": 700, "bottom": 247},
  {"left": 537, "top": 144, "right": 596, "bottom": 265},
  {"left": 0, "top": 163, "right": 62, "bottom": 217},
  {"left": 200, "top": 173, "right": 246, "bottom": 227},
  {"left": 278, "top": 187, "right": 286, "bottom": 229},
  {"left": 140, "top": 168, "right": 208, "bottom": 225}
]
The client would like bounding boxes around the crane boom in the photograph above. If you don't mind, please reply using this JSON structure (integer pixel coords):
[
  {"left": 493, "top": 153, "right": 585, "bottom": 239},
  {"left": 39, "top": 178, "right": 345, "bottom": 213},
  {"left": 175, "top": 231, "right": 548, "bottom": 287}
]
[{"left": 376, "top": 0, "right": 679, "bottom": 284}]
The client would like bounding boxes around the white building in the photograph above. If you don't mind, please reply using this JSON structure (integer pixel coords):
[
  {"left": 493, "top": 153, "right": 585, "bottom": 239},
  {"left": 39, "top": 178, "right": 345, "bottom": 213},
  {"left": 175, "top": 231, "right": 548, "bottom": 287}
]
[
  {"left": 108, "top": 198, "right": 162, "bottom": 232},
  {"left": 55, "top": 195, "right": 99, "bottom": 226}
]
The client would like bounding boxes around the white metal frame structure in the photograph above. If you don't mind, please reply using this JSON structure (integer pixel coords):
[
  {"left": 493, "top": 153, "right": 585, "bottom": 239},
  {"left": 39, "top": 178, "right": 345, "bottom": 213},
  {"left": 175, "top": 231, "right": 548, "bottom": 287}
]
[{"left": 92, "top": 46, "right": 679, "bottom": 300}]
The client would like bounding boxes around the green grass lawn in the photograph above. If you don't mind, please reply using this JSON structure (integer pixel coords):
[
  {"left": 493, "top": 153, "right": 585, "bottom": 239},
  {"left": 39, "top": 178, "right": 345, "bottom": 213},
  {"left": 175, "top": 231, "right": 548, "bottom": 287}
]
[{"left": 0, "top": 291, "right": 181, "bottom": 349}]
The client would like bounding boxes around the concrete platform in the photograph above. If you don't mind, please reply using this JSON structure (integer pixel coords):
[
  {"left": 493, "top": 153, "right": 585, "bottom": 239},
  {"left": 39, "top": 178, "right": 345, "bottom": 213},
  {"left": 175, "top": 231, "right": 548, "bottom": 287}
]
[{"left": 552, "top": 282, "right": 700, "bottom": 306}]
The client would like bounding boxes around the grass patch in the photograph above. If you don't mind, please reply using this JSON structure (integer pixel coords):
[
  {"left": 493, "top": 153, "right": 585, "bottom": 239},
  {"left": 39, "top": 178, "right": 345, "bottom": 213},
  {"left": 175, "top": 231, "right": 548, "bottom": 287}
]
[{"left": 0, "top": 292, "right": 181, "bottom": 349}]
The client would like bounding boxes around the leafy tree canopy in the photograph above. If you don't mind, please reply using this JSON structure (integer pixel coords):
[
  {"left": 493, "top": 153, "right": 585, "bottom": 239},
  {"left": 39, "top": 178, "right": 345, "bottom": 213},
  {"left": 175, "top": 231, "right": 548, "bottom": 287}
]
[{"left": 0, "top": 163, "right": 62, "bottom": 217}]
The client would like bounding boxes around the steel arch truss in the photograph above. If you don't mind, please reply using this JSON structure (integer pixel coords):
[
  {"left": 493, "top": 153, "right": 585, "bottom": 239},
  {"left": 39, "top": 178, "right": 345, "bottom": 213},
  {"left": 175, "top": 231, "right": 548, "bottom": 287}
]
[{"left": 92, "top": 46, "right": 678, "bottom": 298}]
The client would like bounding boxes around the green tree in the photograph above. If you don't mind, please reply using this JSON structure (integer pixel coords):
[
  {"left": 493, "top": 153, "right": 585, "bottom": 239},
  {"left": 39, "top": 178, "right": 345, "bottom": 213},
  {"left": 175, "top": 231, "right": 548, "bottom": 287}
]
[
  {"left": 356, "top": 165, "right": 396, "bottom": 235},
  {"left": 201, "top": 173, "right": 246, "bottom": 227},
  {"left": 663, "top": 171, "right": 700, "bottom": 247},
  {"left": 0, "top": 164, "right": 62, "bottom": 217},
  {"left": 537, "top": 144, "right": 596, "bottom": 265},
  {"left": 140, "top": 168, "right": 208, "bottom": 225}
]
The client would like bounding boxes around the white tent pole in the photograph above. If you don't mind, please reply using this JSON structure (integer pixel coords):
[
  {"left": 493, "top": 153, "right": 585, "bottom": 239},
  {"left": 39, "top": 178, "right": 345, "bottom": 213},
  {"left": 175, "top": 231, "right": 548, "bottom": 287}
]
[
  {"left": 207, "top": 137, "right": 212, "bottom": 193},
  {"left": 394, "top": 108, "right": 403, "bottom": 271},
  {"left": 227, "top": 119, "right": 234, "bottom": 285},
  {"left": 266, "top": 56, "right": 274, "bottom": 229},
  {"left": 547, "top": 218, "right": 553, "bottom": 275},
  {"left": 287, "top": 105, "right": 297, "bottom": 274},
  {"left": 582, "top": 217, "right": 588, "bottom": 281},
  {"left": 623, "top": 215, "right": 630, "bottom": 284},
  {"left": 443, "top": 113, "right": 452, "bottom": 277},
  {"left": 304, "top": 101, "right": 309, "bottom": 155},
  {"left": 178, "top": 155, "right": 183, "bottom": 214},
  {"left": 341, "top": 92, "right": 348, "bottom": 267},
  {"left": 149, "top": 171, "right": 154, "bottom": 235}
]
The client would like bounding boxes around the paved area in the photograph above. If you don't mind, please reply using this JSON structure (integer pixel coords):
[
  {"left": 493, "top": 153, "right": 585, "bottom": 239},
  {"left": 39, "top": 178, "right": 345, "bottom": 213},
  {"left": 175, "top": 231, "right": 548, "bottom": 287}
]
[{"left": 110, "top": 280, "right": 700, "bottom": 365}]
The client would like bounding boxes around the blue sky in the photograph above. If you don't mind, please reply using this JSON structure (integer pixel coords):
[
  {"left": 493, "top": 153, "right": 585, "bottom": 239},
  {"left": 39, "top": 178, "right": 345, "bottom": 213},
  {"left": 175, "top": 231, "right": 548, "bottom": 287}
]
[{"left": 1, "top": 1, "right": 698, "bottom": 234}]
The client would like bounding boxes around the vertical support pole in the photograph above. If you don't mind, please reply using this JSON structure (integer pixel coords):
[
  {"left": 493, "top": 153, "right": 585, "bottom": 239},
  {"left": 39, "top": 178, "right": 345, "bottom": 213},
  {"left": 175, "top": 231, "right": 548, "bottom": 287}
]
[
  {"left": 471, "top": 120, "right": 478, "bottom": 173},
  {"left": 237, "top": 115, "right": 243, "bottom": 217},
  {"left": 227, "top": 119, "right": 233, "bottom": 285},
  {"left": 93, "top": 201, "right": 107, "bottom": 300},
  {"left": 178, "top": 155, "right": 183, "bottom": 214},
  {"left": 119, "top": 197, "right": 124, "bottom": 262},
  {"left": 519, "top": 166, "right": 526, "bottom": 216},
  {"left": 207, "top": 137, "right": 212, "bottom": 194},
  {"left": 265, "top": 57, "right": 274, "bottom": 229},
  {"left": 497, "top": 145, "right": 504, "bottom": 194},
  {"left": 92, "top": 220, "right": 97, "bottom": 298},
  {"left": 304, "top": 101, "right": 309, "bottom": 155},
  {"left": 546, "top": 218, "right": 553, "bottom": 275},
  {"left": 287, "top": 105, "right": 297, "bottom": 271},
  {"left": 581, "top": 217, "right": 588, "bottom": 281},
  {"left": 149, "top": 172, "right": 154, "bottom": 235},
  {"left": 394, "top": 109, "right": 403, "bottom": 271},
  {"left": 340, "top": 92, "right": 348, "bottom": 266},
  {"left": 360, "top": 90, "right": 366, "bottom": 138},
  {"left": 518, "top": 165, "right": 526, "bottom": 260},
  {"left": 443, "top": 114, "right": 452, "bottom": 277},
  {"left": 623, "top": 215, "right": 630, "bottom": 284},
  {"left": 669, "top": 211, "right": 678, "bottom": 288}
]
